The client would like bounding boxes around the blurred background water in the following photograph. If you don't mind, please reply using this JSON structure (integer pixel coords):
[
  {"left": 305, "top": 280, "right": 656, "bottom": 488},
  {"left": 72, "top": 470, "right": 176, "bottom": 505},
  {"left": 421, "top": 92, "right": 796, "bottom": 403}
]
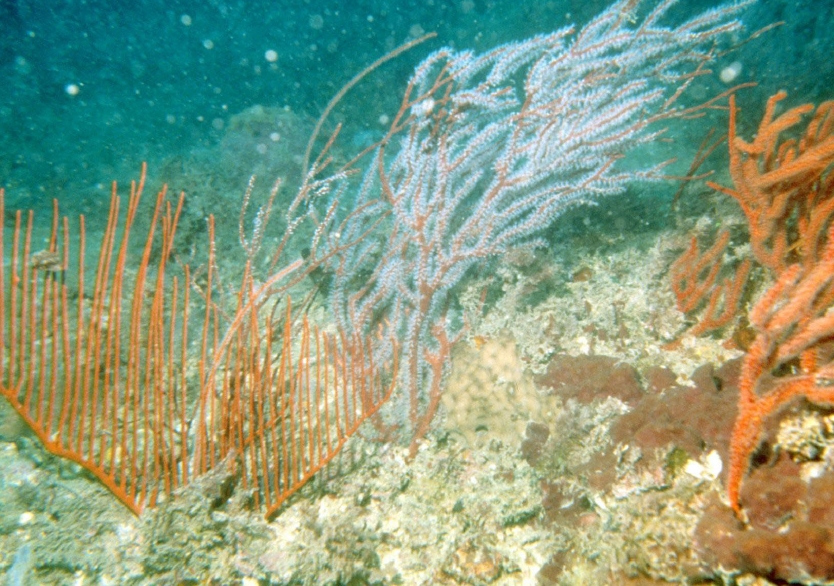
[{"left": 0, "top": 0, "right": 831, "bottom": 221}]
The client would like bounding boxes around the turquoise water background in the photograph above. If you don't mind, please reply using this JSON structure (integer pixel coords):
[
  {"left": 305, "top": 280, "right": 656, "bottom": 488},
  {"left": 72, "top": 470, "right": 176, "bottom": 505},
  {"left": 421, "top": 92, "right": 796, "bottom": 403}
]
[{"left": 1, "top": 0, "right": 832, "bottom": 216}]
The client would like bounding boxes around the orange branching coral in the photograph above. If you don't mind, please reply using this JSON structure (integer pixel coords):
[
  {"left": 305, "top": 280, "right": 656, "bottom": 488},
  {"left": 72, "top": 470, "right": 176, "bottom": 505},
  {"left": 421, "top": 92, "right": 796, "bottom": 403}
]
[
  {"left": 728, "top": 227, "right": 834, "bottom": 512},
  {"left": 671, "top": 92, "right": 834, "bottom": 344},
  {"left": 0, "top": 166, "right": 397, "bottom": 518},
  {"left": 708, "top": 92, "right": 834, "bottom": 271},
  {"left": 710, "top": 93, "right": 834, "bottom": 514},
  {"left": 668, "top": 229, "right": 751, "bottom": 340}
]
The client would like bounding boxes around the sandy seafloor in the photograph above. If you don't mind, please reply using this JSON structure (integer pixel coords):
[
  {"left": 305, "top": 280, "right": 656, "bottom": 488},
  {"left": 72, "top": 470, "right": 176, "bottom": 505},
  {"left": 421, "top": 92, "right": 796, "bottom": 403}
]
[{"left": 2, "top": 0, "right": 834, "bottom": 584}]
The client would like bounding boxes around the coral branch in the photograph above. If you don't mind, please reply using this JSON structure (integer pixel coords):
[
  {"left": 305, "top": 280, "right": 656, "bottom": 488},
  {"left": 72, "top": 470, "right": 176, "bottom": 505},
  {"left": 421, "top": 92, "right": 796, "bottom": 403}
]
[
  {"left": 703, "top": 93, "right": 834, "bottom": 514},
  {"left": 303, "top": 0, "right": 752, "bottom": 448},
  {"left": 0, "top": 167, "right": 396, "bottom": 518}
]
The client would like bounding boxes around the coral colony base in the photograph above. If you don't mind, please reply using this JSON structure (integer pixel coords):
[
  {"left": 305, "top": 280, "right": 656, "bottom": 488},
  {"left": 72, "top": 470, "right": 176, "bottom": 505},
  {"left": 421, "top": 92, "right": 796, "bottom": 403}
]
[{"left": 3, "top": 0, "right": 834, "bottom": 584}]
